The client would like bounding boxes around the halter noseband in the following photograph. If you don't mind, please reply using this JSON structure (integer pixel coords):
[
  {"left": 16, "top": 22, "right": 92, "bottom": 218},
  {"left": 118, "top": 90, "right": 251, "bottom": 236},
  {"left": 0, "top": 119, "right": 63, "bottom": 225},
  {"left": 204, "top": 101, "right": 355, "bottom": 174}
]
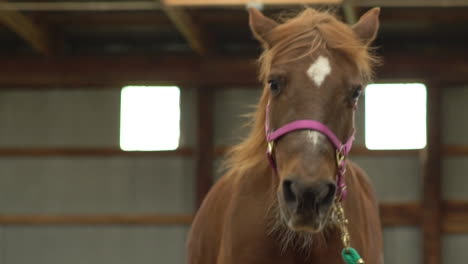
[{"left": 265, "top": 102, "right": 355, "bottom": 200}]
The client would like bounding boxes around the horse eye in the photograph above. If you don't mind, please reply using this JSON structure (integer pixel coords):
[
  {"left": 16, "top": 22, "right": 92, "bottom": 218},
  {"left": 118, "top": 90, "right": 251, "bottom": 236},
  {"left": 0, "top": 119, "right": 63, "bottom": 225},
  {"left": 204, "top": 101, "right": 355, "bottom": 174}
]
[
  {"left": 351, "top": 85, "right": 362, "bottom": 99},
  {"left": 268, "top": 79, "right": 281, "bottom": 95}
]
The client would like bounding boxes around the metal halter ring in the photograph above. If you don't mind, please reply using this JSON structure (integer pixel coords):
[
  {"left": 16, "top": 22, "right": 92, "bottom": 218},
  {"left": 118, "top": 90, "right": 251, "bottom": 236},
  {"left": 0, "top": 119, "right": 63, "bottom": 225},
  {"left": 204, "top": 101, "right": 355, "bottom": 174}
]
[
  {"left": 335, "top": 146, "right": 346, "bottom": 167},
  {"left": 267, "top": 141, "right": 275, "bottom": 154}
]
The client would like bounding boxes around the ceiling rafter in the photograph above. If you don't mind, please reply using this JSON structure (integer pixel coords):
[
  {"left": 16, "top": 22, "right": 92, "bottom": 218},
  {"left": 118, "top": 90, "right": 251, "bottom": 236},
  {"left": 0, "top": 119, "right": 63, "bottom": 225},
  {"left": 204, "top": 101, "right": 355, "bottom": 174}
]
[
  {"left": 161, "top": 0, "right": 212, "bottom": 55},
  {"left": 0, "top": 0, "right": 51, "bottom": 55}
]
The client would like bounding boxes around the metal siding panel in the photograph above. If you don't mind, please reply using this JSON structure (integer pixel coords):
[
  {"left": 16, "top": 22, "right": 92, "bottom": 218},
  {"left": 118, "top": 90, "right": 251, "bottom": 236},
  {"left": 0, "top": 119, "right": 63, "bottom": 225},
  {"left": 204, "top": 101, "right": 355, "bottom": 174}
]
[
  {"left": 442, "top": 157, "right": 468, "bottom": 199},
  {"left": 4, "top": 226, "right": 188, "bottom": 264},
  {"left": 383, "top": 227, "right": 422, "bottom": 264},
  {"left": 214, "top": 88, "right": 262, "bottom": 146},
  {"left": 0, "top": 157, "right": 132, "bottom": 214},
  {"left": 131, "top": 157, "right": 195, "bottom": 214},
  {"left": 351, "top": 157, "right": 421, "bottom": 201},
  {"left": 443, "top": 234, "right": 468, "bottom": 263},
  {"left": 180, "top": 87, "right": 197, "bottom": 147},
  {"left": 442, "top": 87, "right": 468, "bottom": 144},
  {"left": 0, "top": 90, "right": 120, "bottom": 147},
  {"left": 0, "top": 157, "right": 194, "bottom": 214}
]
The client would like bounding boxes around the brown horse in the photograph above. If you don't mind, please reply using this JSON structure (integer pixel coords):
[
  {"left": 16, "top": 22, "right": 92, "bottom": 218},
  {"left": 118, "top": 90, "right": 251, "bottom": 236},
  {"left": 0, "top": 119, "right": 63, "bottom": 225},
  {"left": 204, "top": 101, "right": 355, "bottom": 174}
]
[{"left": 187, "top": 7, "right": 383, "bottom": 264}]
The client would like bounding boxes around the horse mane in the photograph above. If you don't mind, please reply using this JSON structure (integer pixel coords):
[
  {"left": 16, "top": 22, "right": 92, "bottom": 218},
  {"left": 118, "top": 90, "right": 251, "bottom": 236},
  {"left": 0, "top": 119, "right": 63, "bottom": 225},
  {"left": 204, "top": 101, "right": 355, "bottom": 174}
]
[{"left": 223, "top": 8, "right": 377, "bottom": 178}]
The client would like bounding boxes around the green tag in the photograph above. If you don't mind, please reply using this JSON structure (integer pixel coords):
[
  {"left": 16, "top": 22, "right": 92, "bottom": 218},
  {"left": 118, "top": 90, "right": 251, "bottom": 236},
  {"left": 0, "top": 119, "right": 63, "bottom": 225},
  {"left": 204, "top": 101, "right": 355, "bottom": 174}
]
[{"left": 341, "top": 247, "right": 365, "bottom": 264}]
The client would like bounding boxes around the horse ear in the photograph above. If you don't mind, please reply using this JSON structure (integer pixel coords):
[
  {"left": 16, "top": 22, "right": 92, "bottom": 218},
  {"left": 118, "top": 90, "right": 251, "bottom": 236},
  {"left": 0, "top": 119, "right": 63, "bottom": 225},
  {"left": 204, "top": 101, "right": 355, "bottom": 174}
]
[
  {"left": 352, "top": 7, "right": 380, "bottom": 45},
  {"left": 248, "top": 8, "right": 278, "bottom": 47}
]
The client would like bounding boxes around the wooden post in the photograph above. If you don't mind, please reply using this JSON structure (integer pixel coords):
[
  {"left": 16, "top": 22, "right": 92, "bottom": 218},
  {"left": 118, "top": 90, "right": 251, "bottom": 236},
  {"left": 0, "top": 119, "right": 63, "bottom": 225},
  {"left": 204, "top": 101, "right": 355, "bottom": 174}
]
[
  {"left": 422, "top": 84, "right": 442, "bottom": 264},
  {"left": 195, "top": 88, "right": 214, "bottom": 208}
]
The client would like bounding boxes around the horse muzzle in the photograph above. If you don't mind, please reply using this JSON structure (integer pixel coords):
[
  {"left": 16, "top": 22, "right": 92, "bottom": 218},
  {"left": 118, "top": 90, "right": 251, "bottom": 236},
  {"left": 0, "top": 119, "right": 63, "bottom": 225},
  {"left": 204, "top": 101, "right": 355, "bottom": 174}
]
[{"left": 279, "top": 179, "right": 336, "bottom": 232}]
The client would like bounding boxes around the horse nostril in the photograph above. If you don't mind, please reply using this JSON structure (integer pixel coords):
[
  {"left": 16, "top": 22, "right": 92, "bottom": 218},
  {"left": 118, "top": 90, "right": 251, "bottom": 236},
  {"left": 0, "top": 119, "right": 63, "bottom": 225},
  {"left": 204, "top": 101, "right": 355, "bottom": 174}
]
[
  {"left": 282, "top": 180, "right": 297, "bottom": 204},
  {"left": 282, "top": 180, "right": 336, "bottom": 213}
]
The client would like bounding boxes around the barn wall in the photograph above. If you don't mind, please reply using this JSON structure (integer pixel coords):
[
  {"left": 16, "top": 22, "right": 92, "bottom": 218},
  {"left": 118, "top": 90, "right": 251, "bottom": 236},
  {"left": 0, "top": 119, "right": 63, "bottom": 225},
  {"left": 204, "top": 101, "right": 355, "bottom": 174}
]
[
  {"left": 0, "top": 89, "right": 195, "bottom": 264},
  {"left": 1, "top": 84, "right": 466, "bottom": 264},
  {"left": 441, "top": 87, "right": 468, "bottom": 263}
]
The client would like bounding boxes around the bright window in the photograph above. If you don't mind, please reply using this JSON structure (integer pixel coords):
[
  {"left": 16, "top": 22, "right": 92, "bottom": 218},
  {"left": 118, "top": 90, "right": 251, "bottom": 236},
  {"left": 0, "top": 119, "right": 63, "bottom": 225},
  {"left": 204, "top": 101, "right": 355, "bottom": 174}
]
[
  {"left": 120, "top": 86, "right": 180, "bottom": 151},
  {"left": 365, "top": 83, "right": 427, "bottom": 150}
]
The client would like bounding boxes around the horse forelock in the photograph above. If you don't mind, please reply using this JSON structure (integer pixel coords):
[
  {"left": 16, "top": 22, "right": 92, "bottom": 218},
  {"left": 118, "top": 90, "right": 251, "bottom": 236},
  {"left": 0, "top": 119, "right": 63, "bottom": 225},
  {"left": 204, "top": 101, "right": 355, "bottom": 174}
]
[{"left": 259, "top": 8, "right": 378, "bottom": 84}]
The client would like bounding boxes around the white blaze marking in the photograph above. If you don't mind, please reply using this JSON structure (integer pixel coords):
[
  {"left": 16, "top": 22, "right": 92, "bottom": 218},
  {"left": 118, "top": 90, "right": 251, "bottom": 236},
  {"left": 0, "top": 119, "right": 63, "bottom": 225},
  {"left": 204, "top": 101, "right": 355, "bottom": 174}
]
[
  {"left": 306, "top": 55, "right": 331, "bottom": 87},
  {"left": 307, "top": 131, "right": 324, "bottom": 148}
]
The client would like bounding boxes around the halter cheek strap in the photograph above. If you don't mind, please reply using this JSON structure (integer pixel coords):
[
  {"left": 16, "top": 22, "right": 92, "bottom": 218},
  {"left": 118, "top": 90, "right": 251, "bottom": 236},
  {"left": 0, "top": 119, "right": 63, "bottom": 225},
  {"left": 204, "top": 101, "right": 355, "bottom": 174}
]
[{"left": 265, "top": 103, "right": 355, "bottom": 200}]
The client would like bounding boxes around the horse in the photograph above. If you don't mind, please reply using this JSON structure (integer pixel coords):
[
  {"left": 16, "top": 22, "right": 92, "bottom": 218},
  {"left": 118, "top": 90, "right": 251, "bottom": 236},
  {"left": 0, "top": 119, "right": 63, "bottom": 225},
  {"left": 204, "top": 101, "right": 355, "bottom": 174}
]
[{"left": 187, "top": 7, "right": 383, "bottom": 264}]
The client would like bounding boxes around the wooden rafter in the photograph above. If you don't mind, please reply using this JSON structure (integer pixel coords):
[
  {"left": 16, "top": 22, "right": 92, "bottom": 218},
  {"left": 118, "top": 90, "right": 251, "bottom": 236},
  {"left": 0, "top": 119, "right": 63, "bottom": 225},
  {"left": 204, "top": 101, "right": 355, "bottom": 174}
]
[
  {"left": 160, "top": 0, "right": 211, "bottom": 55},
  {"left": 0, "top": 0, "right": 51, "bottom": 55}
]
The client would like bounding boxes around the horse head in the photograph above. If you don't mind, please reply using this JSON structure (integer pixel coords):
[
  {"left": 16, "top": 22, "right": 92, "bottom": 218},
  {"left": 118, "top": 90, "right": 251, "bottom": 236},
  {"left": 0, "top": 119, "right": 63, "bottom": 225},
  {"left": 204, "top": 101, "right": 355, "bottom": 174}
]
[{"left": 249, "top": 7, "right": 380, "bottom": 234}]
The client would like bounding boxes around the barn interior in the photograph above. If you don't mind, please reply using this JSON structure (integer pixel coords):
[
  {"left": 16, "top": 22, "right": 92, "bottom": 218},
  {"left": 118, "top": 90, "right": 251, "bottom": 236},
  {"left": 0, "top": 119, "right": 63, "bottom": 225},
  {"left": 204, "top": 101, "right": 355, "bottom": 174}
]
[{"left": 0, "top": 0, "right": 467, "bottom": 263}]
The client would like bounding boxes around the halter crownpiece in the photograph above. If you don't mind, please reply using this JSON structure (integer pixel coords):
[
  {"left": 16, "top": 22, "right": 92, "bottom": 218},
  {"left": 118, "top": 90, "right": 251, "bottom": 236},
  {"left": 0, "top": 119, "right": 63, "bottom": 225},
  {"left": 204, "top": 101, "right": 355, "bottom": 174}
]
[{"left": 264, "top": 102, "right": 355, "bottom": 200}]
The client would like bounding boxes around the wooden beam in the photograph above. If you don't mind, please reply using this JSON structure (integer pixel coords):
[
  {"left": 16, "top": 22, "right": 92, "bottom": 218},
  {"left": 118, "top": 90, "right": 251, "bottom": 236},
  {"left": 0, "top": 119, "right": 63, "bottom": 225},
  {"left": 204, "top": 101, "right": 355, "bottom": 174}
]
[
  {"left": 1, "top": 52, "right": 468, "bottom": 88},
  {"left": 350, "top": 146, "right": 420, "bottom": 156},
  {"left": 422, "top": 84, "right": 442, "bottom": 264},
  {"left": 0, "top": 202, "right": 466, "bottom": 229},
  {"left": 195, "top": 88, "right": 215, "bottom": 207},
  {"left": 443, "top": 145, "right": 468, "bottom": 156},
  {"left": 379, "top": 202, "right": 421, "bottom": 226},
  {"left": 165, "top": 0, "right": 468, "bottom": 7},
  {"left": 161, "top": 0, "right": 342, "bottom": 6},
  {"left": 0, "top": 1, "right": 160, "bottom": 12},
  {"left": 0, "top": 147, "right": 194, "bottom": 157},
  {"left": 35, "top": 12, "right": 172, "bottom": 27},
  {"left": 0, "top": 56, "right": 256, "bottom": 88},
  {"left": 443, "top": 201, "right": 468, "bottom": 233},
  {"left": 4, "top": 144, "right": 468, "bottom": 158},
  {"left": 161, "top": 1, "right": 211, "bottom": 55},
  {"left": 353, "top": 0, "right": 468, "bottom": 7},
  {"left": 0, "top": 0, "right": 51, "bottom": 55},
  {"left": 0, "top": 214, "right": 193, "bottom": 225},
  {"left": 0, "top": 0, "right": 467, "bottom": 11},
  {"left": 380, "top": 201, "right": 468, "bottom": 233}
]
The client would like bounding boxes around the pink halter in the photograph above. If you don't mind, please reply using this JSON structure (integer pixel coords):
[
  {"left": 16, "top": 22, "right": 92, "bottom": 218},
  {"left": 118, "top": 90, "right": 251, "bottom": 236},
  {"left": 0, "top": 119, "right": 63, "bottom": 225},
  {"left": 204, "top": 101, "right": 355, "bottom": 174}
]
[{"left": 265, "top": 102, "right": 355, "bottom": 200}]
